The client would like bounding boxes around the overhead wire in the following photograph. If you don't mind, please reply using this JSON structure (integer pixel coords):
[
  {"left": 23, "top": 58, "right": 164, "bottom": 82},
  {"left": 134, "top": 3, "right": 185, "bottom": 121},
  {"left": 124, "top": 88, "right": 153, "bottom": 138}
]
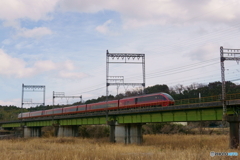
[
  {"left": 125, "top": 58, "right": 219, "bottom": 80},
  {"left": 68, "top": 1, "right": 240, "bottom": 97},
  {"left": 70, "top": 58, "right": 221, "bottom": 95},
  {"left": 124, "top": 59, "right": 219, "bottom": 81}
]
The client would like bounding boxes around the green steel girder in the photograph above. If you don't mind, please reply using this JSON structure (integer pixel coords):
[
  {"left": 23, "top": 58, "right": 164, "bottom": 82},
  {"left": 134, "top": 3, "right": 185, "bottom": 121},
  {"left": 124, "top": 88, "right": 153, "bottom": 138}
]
[
  {"left": 26, "top": 120, "right": 58, "bottom": 127},
  {"left": 115, "top": 108, "right": 223, "bottom": 123},
  {"left": 2, "top": 123, "right": 21, "bottom": 128},
  {"left": 0, "top": 106, "right": 238, "bottom": 128},
  {"left": 59, "top": 117, "right": 107, "bottom": 125}
]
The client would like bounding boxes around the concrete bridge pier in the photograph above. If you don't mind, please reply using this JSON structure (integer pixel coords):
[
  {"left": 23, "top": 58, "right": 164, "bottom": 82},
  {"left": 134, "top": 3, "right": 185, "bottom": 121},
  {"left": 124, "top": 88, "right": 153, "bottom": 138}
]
[
  {"left": 226, "top": 115, "right": 240, "bottom": 149},
  {"left": 229, "top": 122, "right": 239, "bottom": 149},
  {"left": 23, "top": 126, "right": 41, "bottom": 138},
  {"left": 109, "top": 122, "right": 143, "bottom": 144},
  {"left": 109, "top": 121, "right": 116, "bottom": 143},
  {"left": 57, "top": 125, "right": 79, "bottom": 137}
]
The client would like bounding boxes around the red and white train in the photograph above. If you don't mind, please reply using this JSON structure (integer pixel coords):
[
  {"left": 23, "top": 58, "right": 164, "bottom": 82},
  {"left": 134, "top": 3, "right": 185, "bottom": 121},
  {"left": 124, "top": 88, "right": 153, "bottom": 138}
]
[{"left": 18, "top": 92, "right": 174, "bottom": 119}]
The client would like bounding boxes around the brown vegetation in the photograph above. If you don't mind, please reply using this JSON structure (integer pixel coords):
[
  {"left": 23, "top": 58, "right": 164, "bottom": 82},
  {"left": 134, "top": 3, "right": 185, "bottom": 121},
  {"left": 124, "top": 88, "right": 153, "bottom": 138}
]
[{"left": 0, "top": 134, "right": 238, "bottom": 160}]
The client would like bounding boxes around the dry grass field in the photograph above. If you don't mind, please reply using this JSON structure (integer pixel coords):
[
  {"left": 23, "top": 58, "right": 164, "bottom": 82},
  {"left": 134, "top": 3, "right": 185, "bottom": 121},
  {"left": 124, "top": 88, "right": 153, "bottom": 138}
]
[{"left": 0, "top": 134, "right": 238, "bottom": 160}]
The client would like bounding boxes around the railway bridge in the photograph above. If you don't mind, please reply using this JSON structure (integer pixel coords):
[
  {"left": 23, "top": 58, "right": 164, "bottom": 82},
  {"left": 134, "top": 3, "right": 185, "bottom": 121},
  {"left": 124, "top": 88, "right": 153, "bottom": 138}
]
[{"left": 1, "top": 94, "right": 240, "bottom": 148}]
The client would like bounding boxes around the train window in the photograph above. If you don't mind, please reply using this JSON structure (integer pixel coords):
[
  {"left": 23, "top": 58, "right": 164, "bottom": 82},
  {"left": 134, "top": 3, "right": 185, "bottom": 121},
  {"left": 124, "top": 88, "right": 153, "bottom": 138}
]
[
  {"left": 102, "top": 104, "right": 106, "bottom": 108},
  {"left": 159, "top": 95, "right": 167, "bottom": 100},
  {"left": 150, "top": 96, "right": 154, "bottom": 101},
  {"left": 109, "top": 102, "right": 117, "bottom": 107},
  {"left": 92, "top": 104, "right": 107, "bottom": 109},
  {"left": 138, "top": 98, "right": 142, "bottom": 103},
  {"left": 139, "top": 96, "right": 153, "bottom": 102},
  {"left": 66, "top": 108, "right": 77, "bottom": 112},
  {"left": 138, "top": 95, "right": 168, "bottom": 103},
  {"left": 32, "top": 112, "right": 42, "bottom": 116},
  {"left": 54, "top": 109, "right": 63, "bottom": 114},
  {"left": 78, "top": 107, "right": 85, "bottom": 111},
  {"left": 45, "top": 110, "right": 53, "bottom": 115}
]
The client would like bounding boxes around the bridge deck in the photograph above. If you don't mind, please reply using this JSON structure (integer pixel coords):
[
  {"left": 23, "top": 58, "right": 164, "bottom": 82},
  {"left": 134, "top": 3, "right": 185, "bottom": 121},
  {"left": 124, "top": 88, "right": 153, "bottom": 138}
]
[{"left": 1, "top": 99, "right": 240, "bottom": 128}]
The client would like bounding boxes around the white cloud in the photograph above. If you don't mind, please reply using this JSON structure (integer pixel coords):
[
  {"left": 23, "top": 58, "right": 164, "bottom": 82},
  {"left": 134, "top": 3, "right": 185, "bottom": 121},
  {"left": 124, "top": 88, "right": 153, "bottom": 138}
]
[
  {"left": 2, "top": 20, "right": 21, "bottom": 28},
  {"left": 59, "top": 71, "right": 86, "bottom": 79},
  {"left": 63, "top": 60, "right": 75, "bottom": 70},
  {"left": 0, "top": 0, "right": 58, "bottom": 22},
  {"left": 59, "top": 0, "right": 116, "bottom": 13},
  {"left": 15, "top": 41, "right": 33, "bottom": 49},
  {"left": 58, "top": 0, "right": 240, "bottom": 28},
  {"left": 0, "top": 99, "right": 20, "bottom": 106},
  {"left": 0, "top": 49, "right": 85, "bottom": 79},
  {"left": 1, "top": 0, "right": 239, "bottom": 30},
  {"left": 34, "top": 60, "right": 57, "bottom": 71},
  {"left": 186, "top": 43, "right": 219, "bottom": 61},
  {"left": 0, "top": 1, "right": 55, "bottom": 39},
  {"left": 1, "top": 39, "right": 11, "bottom": 45},
  {"left": 0, "top": 0, "right": 58, "bottom": 38},
  {"left": 95, "top": 20, "right": 112, "bottom": 34},
  {"left": 17, "top": 27, "right": 53, "bottom": 38},
  {"left": 0, "top": 49, "right": 30, "bottom": 77}
]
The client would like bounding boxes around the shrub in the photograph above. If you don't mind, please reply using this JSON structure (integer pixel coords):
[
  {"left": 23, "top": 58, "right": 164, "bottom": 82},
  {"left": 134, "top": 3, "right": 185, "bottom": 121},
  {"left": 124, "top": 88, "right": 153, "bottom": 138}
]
[
  {"left": 142, "top": 123, "right": 189, "bottom": 134},
  {"left": 79, "top": 125, "right": 109, "bottom": 138}
]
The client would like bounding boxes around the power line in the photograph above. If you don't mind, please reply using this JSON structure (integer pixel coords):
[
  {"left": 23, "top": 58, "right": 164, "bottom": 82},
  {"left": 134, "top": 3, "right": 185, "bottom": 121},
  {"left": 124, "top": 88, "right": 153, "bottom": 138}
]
[
  {"left": 125, "top": 61, "right": 219, "bottom": 81},
  {"left": 68, "top": 56, "right": 240, "bottom": 97}
]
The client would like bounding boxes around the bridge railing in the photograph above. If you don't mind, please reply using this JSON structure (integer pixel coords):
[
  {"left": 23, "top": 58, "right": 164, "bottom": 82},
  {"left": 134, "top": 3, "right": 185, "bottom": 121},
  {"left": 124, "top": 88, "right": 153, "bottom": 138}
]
[
  {"left": 174, "top": 95, "right": 220, "bottom": 105},
  {"left": 226, "top": 93, "right": 240, "bottom": 100},
  {"left": 174, "top": 93, "right": 240, "bottom": 106}
]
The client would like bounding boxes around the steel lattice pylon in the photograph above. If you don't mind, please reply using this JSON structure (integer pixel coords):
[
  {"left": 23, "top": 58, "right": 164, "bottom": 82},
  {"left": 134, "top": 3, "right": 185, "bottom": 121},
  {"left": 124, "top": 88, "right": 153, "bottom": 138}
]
[
  {"left": 220, "top": 46, "right": 240, "bottom": 116},
  {"left": 106, "top": 50, "right": 145, "bottom": 122},
  {"left": 21, "top": 84, "right": 45, "bottom": 121},
  {"left": 52, "top": 91, "right": 82, "bottom": 106}
]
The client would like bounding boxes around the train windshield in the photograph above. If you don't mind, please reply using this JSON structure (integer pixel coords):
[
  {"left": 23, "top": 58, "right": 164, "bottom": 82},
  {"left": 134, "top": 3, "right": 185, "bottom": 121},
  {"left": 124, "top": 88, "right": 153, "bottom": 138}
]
[{"left": 161, "top": 93, "right": 174, "bottom": 101}]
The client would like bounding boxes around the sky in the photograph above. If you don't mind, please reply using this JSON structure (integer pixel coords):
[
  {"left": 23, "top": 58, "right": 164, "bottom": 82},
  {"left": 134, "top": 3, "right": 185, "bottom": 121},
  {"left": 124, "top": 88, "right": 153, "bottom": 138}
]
[{"left": 1, "top": 0, "right": 240, "bottom": 107}]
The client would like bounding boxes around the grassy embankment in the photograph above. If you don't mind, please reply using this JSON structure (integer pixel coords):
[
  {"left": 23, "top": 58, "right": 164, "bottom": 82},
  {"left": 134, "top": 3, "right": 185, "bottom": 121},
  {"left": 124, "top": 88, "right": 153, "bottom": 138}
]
[{"left": 0, "top": 134, "right": 238, "bottom": 160}]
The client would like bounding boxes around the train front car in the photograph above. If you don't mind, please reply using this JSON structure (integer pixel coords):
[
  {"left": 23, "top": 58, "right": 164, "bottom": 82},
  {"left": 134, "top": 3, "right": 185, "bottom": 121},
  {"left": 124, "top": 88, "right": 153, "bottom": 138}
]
[
  {"left": 119, "top": 92, "right": 174, "bottom": 109},
  {"left": 136, "top": 92, "right": 174, "bottom": 107},
  {"left": 161, "top": 92, "right": 175, "bottom": 105}
]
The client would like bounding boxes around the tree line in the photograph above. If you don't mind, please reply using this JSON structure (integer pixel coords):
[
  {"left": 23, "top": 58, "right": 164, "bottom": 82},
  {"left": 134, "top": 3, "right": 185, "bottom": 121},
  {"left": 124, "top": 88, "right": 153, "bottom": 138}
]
[
  {"left": 84, "top": 81, "right": 240, "bottom": 103},
  {"left": 0, "top": 81, "right": 239, "bottom": 121}
]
